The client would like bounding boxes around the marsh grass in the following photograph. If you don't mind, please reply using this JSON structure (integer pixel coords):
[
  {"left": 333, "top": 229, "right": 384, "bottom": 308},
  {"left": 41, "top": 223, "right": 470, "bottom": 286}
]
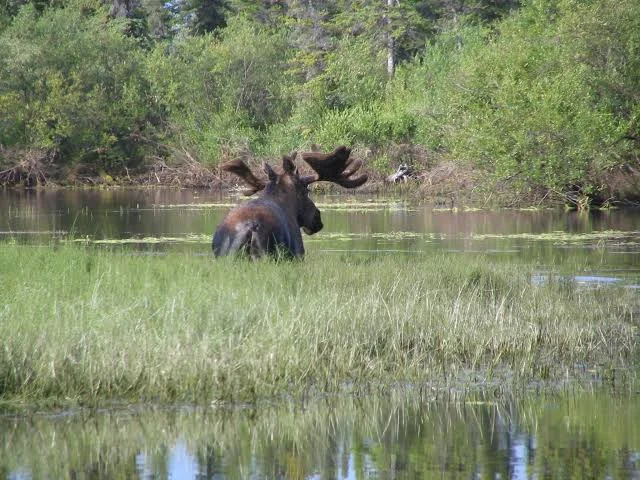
[{"left": 0, "top": 244, "right": 638, "bottom": 408}]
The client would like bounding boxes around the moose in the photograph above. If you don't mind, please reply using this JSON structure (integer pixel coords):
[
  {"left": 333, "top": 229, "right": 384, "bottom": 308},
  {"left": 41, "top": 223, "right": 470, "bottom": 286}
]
[{"left": 212, "top": 146, "right": 367, "bottom": 259}]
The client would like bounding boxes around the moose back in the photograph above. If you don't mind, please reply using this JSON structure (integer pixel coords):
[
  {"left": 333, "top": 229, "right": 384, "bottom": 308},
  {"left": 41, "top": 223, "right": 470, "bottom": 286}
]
[{"left": 212, "top": 146, "right": 367, "bottom": 259}]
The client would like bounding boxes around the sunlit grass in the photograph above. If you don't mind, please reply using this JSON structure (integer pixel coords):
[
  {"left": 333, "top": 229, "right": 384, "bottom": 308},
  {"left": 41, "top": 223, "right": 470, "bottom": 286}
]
[{"left": 0, "top": 243, "right": 638, "bottom": 409}]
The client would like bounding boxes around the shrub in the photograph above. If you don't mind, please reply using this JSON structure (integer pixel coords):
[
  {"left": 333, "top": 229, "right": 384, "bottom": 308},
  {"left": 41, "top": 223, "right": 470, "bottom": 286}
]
[
  {"left": 145, "top": 15, "right": 294, "bottom": 163},
  {"left": 0, "top": 0, "right": 156, "bottom": 170},
  {"left": 399, "top": 0, "right": 640, "bottom": 196}
]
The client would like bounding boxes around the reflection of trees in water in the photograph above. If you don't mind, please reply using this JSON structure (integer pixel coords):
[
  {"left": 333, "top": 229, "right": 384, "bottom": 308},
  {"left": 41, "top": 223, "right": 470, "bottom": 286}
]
[
  {"left": 2, "top": 392, "right": 640, "bottom": 478},
  {"left": 0, "top": 189, "right": 224, "bottom": 244},
  {"left": 351, "top": 395, "right": 515, "bottom": 478}
]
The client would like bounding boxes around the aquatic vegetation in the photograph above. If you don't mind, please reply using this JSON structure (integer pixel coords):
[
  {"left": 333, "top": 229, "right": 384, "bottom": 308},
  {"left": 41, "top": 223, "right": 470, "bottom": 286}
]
[
  {"left": 68, "top": 231, "right": 439, "bottom": 246},
  {"left": 470, "top": 230, "right": 640, "bottom": 242},
  {"left": 72, "top": 234, "right": 210, "bottom": 245},
  {"left": 306, "top": 231, "right": 433, "bottom": 242},
  {"left": 0, "top": 244, "right": 637, "bottom": 410},
  {"left": 67, "top": 229, "right": 640, "bottom": 249},
  {"left": 154, "top": 199, "right": 419, "bottom": 213},
  {"left": 153, "top": 202, "right": 240, "bottom": 209}
]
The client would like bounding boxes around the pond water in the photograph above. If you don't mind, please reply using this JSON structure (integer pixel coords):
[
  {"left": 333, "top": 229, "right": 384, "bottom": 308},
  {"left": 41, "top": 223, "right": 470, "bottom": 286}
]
[
  {"left": 2, "top": 188, "right": 640, "bottom": 479},
  {"left": 2, "top": 188, "right": 640, "bottom": 285},
  {"left": 2, "top": 390, "right": 640, "bottom": 479}
]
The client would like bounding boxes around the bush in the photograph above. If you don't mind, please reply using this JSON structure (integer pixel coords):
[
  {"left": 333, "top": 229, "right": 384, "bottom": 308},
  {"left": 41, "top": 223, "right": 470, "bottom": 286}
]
[
  {"left": 396, "top": 0, "right": 640, "bottom": 196},
  {"left": 0, "top": 0, "right": 156, "bottom": 170},
  {"left": 145, "top": 15, "right": 294, "bottom": 163}
]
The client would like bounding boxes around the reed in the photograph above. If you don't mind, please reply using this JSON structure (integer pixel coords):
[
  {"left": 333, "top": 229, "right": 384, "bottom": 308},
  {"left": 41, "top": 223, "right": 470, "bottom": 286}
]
[{"left": 0, "top": 244, "right": 637, "bottom": 408}]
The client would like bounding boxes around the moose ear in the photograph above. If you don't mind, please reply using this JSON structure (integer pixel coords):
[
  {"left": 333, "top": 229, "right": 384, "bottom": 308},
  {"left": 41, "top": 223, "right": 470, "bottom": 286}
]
[
  {"left": 263, "top": 162, "right": 277, "bottom": 182},
  {"left": 282, "top": 152, "right": 298, "bottom": 174}
]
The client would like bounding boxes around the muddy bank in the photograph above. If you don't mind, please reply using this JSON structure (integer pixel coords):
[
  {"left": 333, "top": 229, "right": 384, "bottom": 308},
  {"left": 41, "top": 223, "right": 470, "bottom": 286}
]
[
  {"left": 2, "top": 147, "right": 639, "bottom": 209},
  {"left": 0, "top": 151, "right": 526, "bottom": 208}
]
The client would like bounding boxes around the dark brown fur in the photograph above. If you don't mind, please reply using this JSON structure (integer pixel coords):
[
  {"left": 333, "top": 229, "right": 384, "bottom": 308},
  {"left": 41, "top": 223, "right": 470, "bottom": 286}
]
[{"left": 213, "top": 147, "right": 366, "bottom": 259}]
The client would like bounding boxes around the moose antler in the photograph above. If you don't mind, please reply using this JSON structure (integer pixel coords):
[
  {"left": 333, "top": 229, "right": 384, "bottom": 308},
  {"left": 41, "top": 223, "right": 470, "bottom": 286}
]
[
  {"left": 220, "top": 151, "right": 299, "bottom": 196},
  {"left": 220, "top": 159, "right": 267, "bottom": 196},
  {"left": 301, "top": 146, "right": 368, "bottom": 188}
]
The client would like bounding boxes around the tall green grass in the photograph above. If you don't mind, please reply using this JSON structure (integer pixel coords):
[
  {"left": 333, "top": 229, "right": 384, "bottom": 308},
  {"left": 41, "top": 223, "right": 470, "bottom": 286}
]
[{"left": 0, "top": 244, "right": 637, "bottom": 408}]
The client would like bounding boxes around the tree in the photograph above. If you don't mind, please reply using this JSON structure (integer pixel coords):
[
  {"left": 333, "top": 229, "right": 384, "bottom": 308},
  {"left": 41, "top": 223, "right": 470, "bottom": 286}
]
[
  {"left": 405, "top": 0, "right": 640, "bottom": 199},
  {"left": 333, "top": 0, "right": 429, "bottom": 74},
  {"left": 145, "top": 15, "right": 294, "bottom": 159},
  {"left": 1, "top": 0, "right": 65, "bottom": 30},
  {"left": 177, "top": 0, "right": 230, "bottom": 34},
  {"left": 384, "top": 0, "right": 396, "bottom": 74},
  {"left": 0, "top": 0, "right": 157, "bottom": 169}
]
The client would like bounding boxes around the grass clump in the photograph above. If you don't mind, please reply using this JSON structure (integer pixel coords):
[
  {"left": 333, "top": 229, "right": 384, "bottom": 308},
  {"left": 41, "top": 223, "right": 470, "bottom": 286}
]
[{"left": 0, "top": 244, "right": 637, "bottom": 409}]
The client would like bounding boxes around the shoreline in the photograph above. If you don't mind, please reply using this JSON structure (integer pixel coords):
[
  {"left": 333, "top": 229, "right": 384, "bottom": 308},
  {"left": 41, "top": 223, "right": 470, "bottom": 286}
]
[{"left": 3, "top": 153, "right": 640, "bottom": 210}]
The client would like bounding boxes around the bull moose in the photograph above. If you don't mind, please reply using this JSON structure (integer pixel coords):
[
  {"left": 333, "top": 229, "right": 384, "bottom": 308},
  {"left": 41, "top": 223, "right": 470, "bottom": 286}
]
[{"left": 212, "top": 146, "right": 367, "bottom": 259}]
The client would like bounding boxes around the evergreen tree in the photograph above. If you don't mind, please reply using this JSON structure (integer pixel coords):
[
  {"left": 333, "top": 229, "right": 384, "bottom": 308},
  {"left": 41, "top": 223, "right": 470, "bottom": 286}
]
[{"left": 179, "top": 0, "right": 231, "bottom": 34}]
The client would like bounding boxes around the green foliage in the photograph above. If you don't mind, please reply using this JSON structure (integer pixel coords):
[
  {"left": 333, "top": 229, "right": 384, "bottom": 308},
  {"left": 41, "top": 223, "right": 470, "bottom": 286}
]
[
  {"left": 146, "top": 15, "right": 294, "bottom": 162},
  {"left": 398, "top": 0, "right": 640, "bottom": 195},
  {"left": 332, "top": 0, "right": 430, "bottom": 64},
  {"left": 1, "top": 0, "right": 639, "bottom": 199},
  {"left": 306, "top": 36, "right": 387, "bottom": 112},
  {"left": 286, "top": 36, "right": 411, "bottom": 148},
  {"left": 0, "top": 0, "right": 156, "bottom": 170},
  {"left": 178, "top": 0, "right": 230, "bottom": 34},
  {"left": 296, "top": 101, "right": 416, "bottom": 148}
]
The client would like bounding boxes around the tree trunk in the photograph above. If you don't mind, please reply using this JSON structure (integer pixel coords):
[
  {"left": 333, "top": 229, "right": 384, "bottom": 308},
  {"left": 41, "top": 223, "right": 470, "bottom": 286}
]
[{"left": 385, "top": 0, "right": 395, "bottom": 75}]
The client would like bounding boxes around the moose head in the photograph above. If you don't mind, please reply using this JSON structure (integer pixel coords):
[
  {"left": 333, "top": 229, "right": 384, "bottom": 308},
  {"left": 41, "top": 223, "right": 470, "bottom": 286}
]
[{"left": 212, "top": 146, "right": 367, "bottom": 259}]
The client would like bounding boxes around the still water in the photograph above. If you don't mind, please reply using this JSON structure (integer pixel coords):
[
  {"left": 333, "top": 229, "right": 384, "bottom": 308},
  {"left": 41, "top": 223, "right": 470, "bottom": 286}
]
[
  {"left": 2, "top": 390, "right": 640, "bottom": 479},
  {"left": 2, "top": 188, "right": 640, "bottom": 284},
  {"left": 1, "top": 188, "right": 640, "bottom": 479}
]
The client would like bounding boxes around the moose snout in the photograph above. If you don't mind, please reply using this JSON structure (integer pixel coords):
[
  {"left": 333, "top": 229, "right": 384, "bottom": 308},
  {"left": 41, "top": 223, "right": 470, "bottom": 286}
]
[{"left": 303, "top": 210, "right": 323, "bottom": 235}]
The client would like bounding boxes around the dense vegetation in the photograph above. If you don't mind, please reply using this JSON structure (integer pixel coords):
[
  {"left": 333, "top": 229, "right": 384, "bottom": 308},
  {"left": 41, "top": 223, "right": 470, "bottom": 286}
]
[
  {"left": 1, "top": 0, "right": 639, "bottom": 204},
  {"left": 0, "top": 244, "right": 637, "bottom": 408}
]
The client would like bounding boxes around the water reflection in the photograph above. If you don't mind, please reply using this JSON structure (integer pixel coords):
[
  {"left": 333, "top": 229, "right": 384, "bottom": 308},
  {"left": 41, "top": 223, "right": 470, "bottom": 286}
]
[
  {"left": 2, "top": 189, "right": 640, "bottom": 286},
  {"left": 2, "top": 390, "right": 640, "bottom": 479}
]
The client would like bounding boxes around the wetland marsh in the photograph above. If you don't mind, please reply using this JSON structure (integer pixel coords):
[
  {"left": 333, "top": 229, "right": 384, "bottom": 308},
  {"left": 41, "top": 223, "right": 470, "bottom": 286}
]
[
  {"left": 1, "top": 188, "right": 640, "bottom": 478},
  {"left": 3, "top": 188, "right": 640, "bottom": 276}
]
